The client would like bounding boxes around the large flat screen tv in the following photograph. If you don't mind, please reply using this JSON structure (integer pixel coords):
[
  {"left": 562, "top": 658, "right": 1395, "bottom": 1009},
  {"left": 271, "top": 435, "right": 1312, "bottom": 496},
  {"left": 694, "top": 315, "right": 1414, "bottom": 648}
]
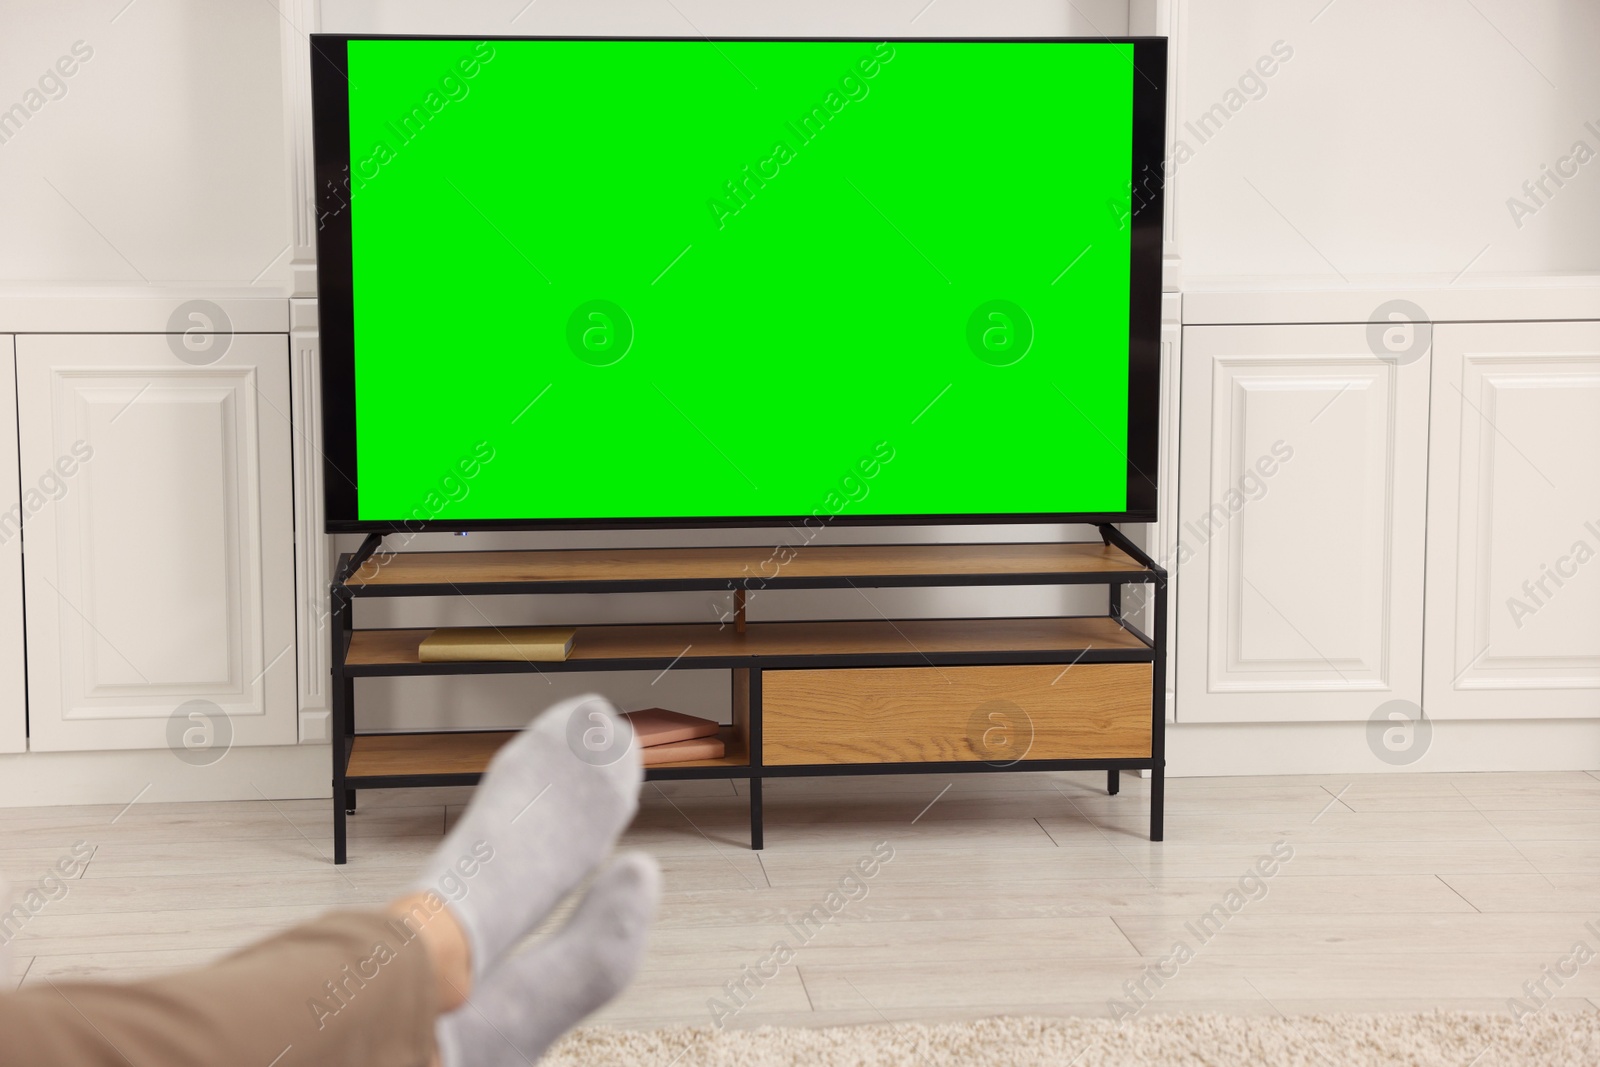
[{"left": 311, "top": 35, "right": 1166, "bottom": 532}]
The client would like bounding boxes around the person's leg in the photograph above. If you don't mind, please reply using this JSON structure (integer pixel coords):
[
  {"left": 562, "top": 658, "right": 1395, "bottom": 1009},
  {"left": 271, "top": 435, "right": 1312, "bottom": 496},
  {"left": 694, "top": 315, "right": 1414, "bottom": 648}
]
[
  {"left": 436, "top": 852, "right": 661, "bottom": 1067},
  {"left": 0, "top": 907, "right": 442, "bottom": 1067},
  {"left": 0, "top": 693, "right": 649, "bottom": 1067},
  {"left": 410, "top": 692, "right": 642, "bottom": 983},
  {"left": 387, "top": 889, "right": 474, "bottom": 1015}
]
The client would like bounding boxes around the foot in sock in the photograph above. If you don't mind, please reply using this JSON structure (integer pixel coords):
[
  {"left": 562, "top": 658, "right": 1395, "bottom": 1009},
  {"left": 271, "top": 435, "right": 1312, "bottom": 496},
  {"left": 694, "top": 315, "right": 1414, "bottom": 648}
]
[
  {"left": 436, "top": 852, "right": 661, "bottom": 1067},
  {"left": 410, "top": 693, "right": 641, "bottom": 982}
]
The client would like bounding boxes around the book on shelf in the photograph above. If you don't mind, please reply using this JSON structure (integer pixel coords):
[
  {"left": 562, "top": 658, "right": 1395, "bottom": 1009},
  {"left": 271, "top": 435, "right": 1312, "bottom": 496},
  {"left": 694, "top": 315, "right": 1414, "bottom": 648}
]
[
  {"left": 622, "top": 707, "right": 722, "bottom": 747},
  {"left": 622, "top": 708, "right": 726, "bottom": 765},
  {"left": 416, "top": 626, "right": 576, "bottom": 663},
  {"left": 639, "top": 734, "right": 726, "bottom": 765}
]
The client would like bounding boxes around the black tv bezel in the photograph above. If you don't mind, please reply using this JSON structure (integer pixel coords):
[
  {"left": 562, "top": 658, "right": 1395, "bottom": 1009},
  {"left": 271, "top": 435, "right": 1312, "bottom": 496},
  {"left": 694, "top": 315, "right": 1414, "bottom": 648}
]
[{"left": 310, "top": 34, "right": 1167, "bottom": 533}]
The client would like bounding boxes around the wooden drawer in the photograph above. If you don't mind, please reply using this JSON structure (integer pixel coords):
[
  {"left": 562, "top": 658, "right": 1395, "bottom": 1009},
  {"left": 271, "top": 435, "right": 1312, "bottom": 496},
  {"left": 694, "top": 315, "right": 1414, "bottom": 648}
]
[{"left": 760, "top": 663, "right": 1152, "bottom": 766}]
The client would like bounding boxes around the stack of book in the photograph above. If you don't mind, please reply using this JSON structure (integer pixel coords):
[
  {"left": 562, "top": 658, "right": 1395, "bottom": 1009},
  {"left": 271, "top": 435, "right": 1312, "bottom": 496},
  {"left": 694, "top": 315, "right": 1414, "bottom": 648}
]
[{"left": 622, "top": 708, "right": 725, "bottom": 766}]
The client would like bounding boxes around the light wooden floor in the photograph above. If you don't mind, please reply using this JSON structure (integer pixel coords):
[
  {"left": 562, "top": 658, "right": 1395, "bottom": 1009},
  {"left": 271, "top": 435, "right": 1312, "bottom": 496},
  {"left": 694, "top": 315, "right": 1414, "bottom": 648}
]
[{"left": 5, "top": 770, "right": 1600, "bottom": 1028}]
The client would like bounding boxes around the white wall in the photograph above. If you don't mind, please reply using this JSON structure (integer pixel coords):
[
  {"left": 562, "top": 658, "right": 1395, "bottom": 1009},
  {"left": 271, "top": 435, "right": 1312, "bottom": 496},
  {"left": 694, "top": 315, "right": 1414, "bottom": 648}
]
[
  {"left": 0, "top": 0, "right": 292, "bottom": 288},
  {"left": 321, "top": 0, "right": 1130, "bottom": 37},
  {"left": 1174, "top": 0, "right": 1600, "bottom": 279}
]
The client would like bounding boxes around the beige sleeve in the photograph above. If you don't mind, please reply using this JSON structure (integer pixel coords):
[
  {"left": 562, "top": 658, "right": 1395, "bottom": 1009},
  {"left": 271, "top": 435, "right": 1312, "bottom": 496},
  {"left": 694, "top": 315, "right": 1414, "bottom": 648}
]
[{"left": 0, "top": 910, "right": 437, "bottom": 1067}]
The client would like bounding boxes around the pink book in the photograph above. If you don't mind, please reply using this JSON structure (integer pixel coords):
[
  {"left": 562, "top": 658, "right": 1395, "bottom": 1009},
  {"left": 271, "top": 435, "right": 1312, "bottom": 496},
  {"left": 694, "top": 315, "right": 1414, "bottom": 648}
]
[
  {"left": 622, "top": 708, "right": 722, "bottom": 747},
  {"left": 641, "top": 735, "right": 727, "bottom": 766}
]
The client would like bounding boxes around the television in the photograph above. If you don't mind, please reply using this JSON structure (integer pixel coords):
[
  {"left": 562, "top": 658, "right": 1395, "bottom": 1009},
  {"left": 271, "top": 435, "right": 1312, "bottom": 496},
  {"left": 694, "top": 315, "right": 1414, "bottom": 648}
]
[{"left": 310, "top": 35, "right": 1166, "bottom": 532}]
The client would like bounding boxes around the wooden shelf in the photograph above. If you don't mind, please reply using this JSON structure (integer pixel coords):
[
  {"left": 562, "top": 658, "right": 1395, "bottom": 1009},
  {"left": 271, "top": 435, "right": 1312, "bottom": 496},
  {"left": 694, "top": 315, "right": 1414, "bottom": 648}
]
[
  {"left": 346, "top": 726, "right": 748, "bottom": 780},
  {"left": 347, "top": 731, "right": 510, "bottom": 778},
  {"left": 343, "top": 616, "right": 1148, "bottom": 672},
  {"left": 342, "top": 541, "right": 1146, "bottom": 592}
]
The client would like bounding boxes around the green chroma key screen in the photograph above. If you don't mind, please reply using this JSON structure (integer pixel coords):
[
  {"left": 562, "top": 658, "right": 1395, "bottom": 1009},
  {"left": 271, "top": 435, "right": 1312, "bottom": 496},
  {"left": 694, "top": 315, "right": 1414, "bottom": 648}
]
[{"left": 338, "top": 38, "right": 1141, "bottom": 524}]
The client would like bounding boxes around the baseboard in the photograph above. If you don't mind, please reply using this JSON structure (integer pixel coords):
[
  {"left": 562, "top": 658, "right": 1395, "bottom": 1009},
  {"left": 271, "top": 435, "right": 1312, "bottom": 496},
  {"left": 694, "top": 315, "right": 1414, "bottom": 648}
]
[
  {"left": 1168, "top": 718, "right": 1600, "bottom": 777},
  {"left": 2, "top": 720, "right": 1594, "bottom": 807},
  {"left": 0, "top": 744, "right": 331, "bottom": 808}
]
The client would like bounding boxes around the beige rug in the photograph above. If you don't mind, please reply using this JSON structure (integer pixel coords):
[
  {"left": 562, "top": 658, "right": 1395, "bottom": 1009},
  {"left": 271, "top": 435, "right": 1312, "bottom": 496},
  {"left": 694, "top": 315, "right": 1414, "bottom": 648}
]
[{"left": 546, "top": 1013, "right": 1600, "bottom": 1066}]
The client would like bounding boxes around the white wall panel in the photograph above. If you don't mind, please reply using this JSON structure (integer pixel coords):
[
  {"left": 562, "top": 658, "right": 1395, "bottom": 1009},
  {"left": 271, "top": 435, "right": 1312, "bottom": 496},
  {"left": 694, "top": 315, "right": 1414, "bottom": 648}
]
[
  {"left": 17, "top": 334, "right": 296, "bottom": 752},
  {"left": 1424, "top": 321, "right": 1600, "bottom": 719},
  {"left": 1177, "top": 324, "right": 1429, "bottom": 722}
]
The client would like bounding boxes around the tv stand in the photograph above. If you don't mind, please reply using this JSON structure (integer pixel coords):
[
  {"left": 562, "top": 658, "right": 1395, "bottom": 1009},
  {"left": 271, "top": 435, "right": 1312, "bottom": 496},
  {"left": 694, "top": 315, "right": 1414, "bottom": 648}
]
[{"left": 327, "top": 528, "right": 1167, "bottom": 863}]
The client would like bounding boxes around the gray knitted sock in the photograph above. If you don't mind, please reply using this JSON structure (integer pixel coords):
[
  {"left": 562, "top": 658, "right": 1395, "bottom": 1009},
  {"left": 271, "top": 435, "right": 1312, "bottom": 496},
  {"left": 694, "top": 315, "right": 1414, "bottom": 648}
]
[
  {"left": 436, "top": 852, "right": 661, "bottom": 1066},
  {"left": 409, "top": 693, "right": 640, "bottom": 981}
]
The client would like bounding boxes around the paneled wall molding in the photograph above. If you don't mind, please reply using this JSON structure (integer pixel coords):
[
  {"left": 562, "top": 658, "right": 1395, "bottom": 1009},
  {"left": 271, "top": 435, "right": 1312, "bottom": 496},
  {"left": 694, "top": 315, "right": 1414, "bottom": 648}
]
[
  {"left": 1157, "top": 293, "right": 1180, "bottom": 717},
  {"left": 299, "top": 708, "right": 332, "bottom": 743},
  {"left": 1176, "top": 325, "right": 1430, "bottom": 724},
  {"left": 280, "top": 1, "right": 333, "bottom": 736},
  {"left": 1423, "top": 321, "right": 1600, "bottom": 719},
  {"left": 17, "top": 334, "right": 298, "bottom": 752},
  {"left": 289, "top": 318, "right": 331, "bottom": 730}
]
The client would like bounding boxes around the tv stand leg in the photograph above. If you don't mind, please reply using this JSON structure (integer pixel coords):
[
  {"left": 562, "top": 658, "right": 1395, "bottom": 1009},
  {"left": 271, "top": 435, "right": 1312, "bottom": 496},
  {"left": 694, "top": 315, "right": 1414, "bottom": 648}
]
[
  {"left": 1150, "top": 764, "right": 1164, "bottom": 841},
  {"left": 1107, "top": 769, "right": 1120, "bottom": 795},
  {"left": 749, "top": 777, "right": 763, "bottom": 851},
  {"left": 333, "top": 798, "right": 347, "bottom": 864},
  {"left": 345, "top": 789, "right": 357, "bottom": 816}
]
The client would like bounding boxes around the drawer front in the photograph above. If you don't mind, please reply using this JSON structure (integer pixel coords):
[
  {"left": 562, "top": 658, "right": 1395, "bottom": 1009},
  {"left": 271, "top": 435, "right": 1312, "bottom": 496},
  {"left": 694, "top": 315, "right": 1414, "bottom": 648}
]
[{"left": 760, "top": 663, "right": 1152, "bottom": 766}]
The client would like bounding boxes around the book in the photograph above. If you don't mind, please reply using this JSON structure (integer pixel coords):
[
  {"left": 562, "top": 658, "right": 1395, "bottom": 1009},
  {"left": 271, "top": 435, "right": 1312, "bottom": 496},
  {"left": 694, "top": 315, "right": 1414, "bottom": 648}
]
[
  {"left": 623, "top": 708, "right": 722, "bottom": 747},
  {"left": 640, "top": 734, "right": 726, "bottom": 766},
  {"left": 416, "top": 626, "right": 576, "bottom": 663}
]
